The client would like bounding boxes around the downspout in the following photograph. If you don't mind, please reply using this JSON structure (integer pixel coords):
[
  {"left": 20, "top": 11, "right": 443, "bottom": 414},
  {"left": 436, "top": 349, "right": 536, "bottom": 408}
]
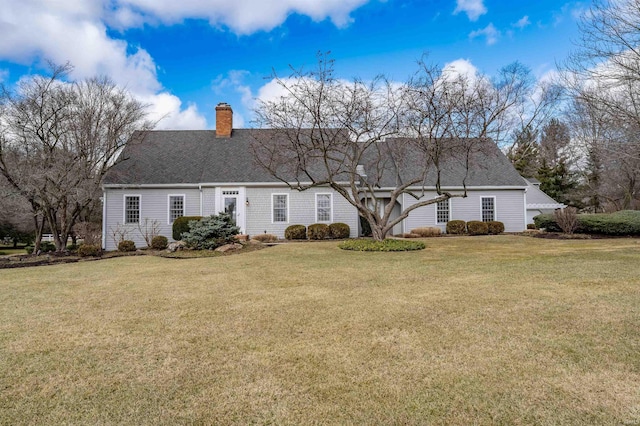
[
  {"left": 523, "top": 186, "right": 528, "bottom": 230},
  {"left": 102, "top": 190, "right": 107, "bottom": 250},
  {"left": 199, "top": 184, "right": 203, "bottom": 216}
]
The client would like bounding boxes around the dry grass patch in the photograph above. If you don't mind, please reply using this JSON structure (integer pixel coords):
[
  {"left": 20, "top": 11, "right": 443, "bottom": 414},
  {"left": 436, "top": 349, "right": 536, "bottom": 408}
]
[{"left": 1, "top": 236, "right": 639, "bottom": 424}]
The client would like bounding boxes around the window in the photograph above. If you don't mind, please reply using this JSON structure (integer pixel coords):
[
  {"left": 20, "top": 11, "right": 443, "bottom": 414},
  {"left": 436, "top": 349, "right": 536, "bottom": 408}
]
[
  {"left": 316, "top": 193, "right": 332, "bottom": 222},
  {"left": 272, "top": 194, "right": 288, "bottom": 223},
  {"left": 436, "top": 199, "right": 450, "bottom": 224},
  {"left": 124, "top": 195, "right": 140, "bottom": 224},
  {"left": 169, "top": 195, "right": 185, "bottom": 223},
  {"left": 481, "top": 197, "right": 495, "bottom": 222}
]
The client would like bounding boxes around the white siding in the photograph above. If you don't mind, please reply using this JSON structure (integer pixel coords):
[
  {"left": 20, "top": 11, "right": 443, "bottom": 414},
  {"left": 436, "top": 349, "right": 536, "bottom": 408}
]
[
  {"left": 104, "top": 188, "right": 200, "bottom": 250},
  {"left": 403, "top": 189, "right": 526, "bottom": 233},
  {"left": 245, "top": 187, "right": 358, "bottom": 238},
  {"left": 104, "top": 185, "right": 359, "bottom": 249}
]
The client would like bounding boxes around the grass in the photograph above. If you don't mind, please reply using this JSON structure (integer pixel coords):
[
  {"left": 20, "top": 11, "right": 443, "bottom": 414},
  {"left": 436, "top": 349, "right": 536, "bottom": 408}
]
[{"left": 1, "top": 235, "right": 639, "bottom": 424}]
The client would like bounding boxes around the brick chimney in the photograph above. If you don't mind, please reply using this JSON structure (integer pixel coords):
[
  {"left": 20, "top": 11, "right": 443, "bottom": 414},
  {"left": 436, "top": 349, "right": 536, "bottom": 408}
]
[{"left": 215, "top": 102, "right": 233, "bottom": 138}]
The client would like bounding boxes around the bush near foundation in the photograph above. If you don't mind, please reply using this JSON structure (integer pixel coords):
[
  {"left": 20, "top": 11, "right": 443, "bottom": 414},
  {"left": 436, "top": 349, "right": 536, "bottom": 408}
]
[
  {"left": 118, "top": 240, "right": 136, "bottom": 252},
  {"left": 329, "top": 223, "right": 350, "bottom": 239},
  {"left": 467, "top": 221, "right": 489, "bottom": 236},
  {"left": 410, "top": 227, "right": 441, "bottom": 237},
  {"left": 487, "top": 221, "right": 505, "bottom": 235},
  {"left": 308, "top": 224, "right": 330, "bottom": 240},
  {"left": 78, "top": 244, "right": 102, "bottom": 257},
  {"left": 285, "top": 225, "right": 307, "bottom": 240},
  {"left": 181, "top": 213, "right": 240, "bottom": 250},
  {"left": 253, "top": 234, "right": 278, "bottom": 243},
  {"left": 172, "top": 216, "right": 203, "bottom": 241},
  {"left": 151, "top": 235, "right": 168, "bottom": 250},
  {"left": 446, "top": 220, "right": 466, "bottom": 235}
]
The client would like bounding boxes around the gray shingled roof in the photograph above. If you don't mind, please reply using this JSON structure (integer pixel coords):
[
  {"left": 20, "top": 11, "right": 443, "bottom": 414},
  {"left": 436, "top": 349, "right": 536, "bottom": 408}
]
[{"left": 103, "top": 129, "right": 527, "bottom": 187}]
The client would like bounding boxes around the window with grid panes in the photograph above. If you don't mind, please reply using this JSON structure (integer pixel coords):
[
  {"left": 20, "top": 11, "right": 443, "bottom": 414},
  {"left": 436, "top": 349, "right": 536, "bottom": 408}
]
[
  {"left": 169, "top": 195, "right": 184, "bottom": 223},
  {"left": 316, "top": 194, "right": 331, "bottom": 222},
  {"left": 273, "top": 194, "right": 288, "bottom": 223},
  {"left": 125, "top": 196, "right": 140, "bottom": 224},
  {"left": 436, "top": 199, "right": 449, "bottom": 223},
  {"left": 481, "top": 197, "right": 495, "bottom": 222}
]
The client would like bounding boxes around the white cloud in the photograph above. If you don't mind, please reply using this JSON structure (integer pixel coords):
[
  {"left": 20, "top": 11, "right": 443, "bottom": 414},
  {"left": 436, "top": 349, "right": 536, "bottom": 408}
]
[
  {"left": 453, "top": 0, "right": 487, "bottom": 21},
  {"left": 141, "top": 93, "right": 208, "bottom": 130},
  {"left": 0, "top": 69, "right": 8, "bottom": 83},
  {"left": 442, "top": 58, "right": 479, "bottom": 81},
  {"left": 513, "top": 15, "right": 530, "bottom": 29},
  {"left": 108, "top": 0, "right": 370, "bottom": 34},
  {"left": 469, "top": 23, "right": 500, "bottom": 45}
]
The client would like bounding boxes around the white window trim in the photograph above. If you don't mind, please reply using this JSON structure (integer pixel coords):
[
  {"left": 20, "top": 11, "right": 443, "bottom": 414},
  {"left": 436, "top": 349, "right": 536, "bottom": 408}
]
[
  {"left": 480, "top": 196, "right": 497, "bottom": 222},
  {"left": 435, "top": 198, "right": 451, "bottom": 224},
  {"left": 123, "top": 194, "right": 141, "bottom": 224},
  {"left": 167, "top": 194, "right": 186, "bottom": 225},
  {"left": 315, "top": 193, "right": 333, "bottom": 223},
  {"left": 271, "top": 193, "right": 289, "bottom": 224}
]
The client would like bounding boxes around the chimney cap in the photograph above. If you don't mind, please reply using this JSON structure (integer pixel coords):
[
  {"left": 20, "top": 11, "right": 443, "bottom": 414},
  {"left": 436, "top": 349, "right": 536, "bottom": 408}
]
[{"left": 216, "top": 102, "right": 232, "bottom": 109}]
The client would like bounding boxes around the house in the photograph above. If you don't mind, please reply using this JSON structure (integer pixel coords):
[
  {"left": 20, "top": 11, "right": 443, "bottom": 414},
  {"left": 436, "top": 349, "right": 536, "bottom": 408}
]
[
  {"left": 523, "top": 177, "right": 566, "bottom": 224},
  {"left": 102, "top": 103, "right": 531, "bottom": 250}
]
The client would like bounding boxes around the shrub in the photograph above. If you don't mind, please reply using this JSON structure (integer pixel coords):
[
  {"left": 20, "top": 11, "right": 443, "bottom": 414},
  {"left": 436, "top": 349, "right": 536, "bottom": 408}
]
[
  {"left": 486, "top": 221, "right": 505, "bottom": 235},
  {"left": 172, "top": 216, "right": 203, "bottom": 241},
  {"left": 308, "top": 223, "right": 330, "bottom": 240},
  {"left": 181, "top": 213, "right": 240, "bottom": 250},
  {"left": 118, "top": 240, "right": 136, "bottom": 252},
  {"left": 554, "top": 207, "right": 578, "bottom": 234},
  {"left": 77, "top": 244, "right": 101, "bottom": 257},
  {"left": 446, "top": 220, "right": 466, "bottom": 234},
  {"left": 285, "top": 225, "right": 307, "bottom": 240},
  {"left": 527, "top": 223, "right": 537, "bottom": 230},
  {"left": 410, "top": 227, "right": 441, "bottom": 237},
  {"left": 253, "top": 234, "right": 278, "bottom": 243},
  {"left": 151, "top": 235, "right": 168, "bottom": 250},
  {"left": 329, "top": 222, "right": 350, "bottom": 239},
  {"left": 534, "top": 210, "right": 640, "bottom": 235},
  {"left": 26, "top": 241, "right": 57, "bottom": 254},
  {"left": 533, "top": 214, "right": 562, "bottom": 232},
  {"left": 338, "top": 239, "right": 425, "bottom": 251},
  {"left": 467, "top": 221, "right": 489, "bottom": 235},
  {"left": 66, "top": 243, "right": 78, "bottom": 252}
]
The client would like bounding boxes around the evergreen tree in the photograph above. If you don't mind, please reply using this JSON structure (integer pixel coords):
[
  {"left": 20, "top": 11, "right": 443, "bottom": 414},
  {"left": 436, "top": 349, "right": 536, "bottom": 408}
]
[{"left": 507, "top": 126, "right": 539, "bottom": 177}]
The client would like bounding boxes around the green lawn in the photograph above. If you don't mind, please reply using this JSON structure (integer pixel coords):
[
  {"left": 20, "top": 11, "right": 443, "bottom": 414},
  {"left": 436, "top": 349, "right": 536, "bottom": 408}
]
[{"left": 1, "top": 236, "right": 639, "bottom": 424}]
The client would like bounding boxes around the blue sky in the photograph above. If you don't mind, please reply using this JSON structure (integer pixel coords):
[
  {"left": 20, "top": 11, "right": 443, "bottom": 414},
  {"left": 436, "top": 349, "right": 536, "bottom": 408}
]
[{"left": 0, "top": 0, "right": 588, "bottom": 129}]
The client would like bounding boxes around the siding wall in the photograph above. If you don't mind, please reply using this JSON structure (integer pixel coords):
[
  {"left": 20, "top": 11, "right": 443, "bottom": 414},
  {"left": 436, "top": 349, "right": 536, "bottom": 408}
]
[
  {"left": 104, "top": 188, "right": 201, "bottom": 251},
  {"left": 245, "top": 186, "right": 358, "bottom": 238},
  {"left": 403, "top": 189, "right": 526, "bottom": 233},
  {"left": 104, "top": 186, "right": 359, "bottom": 250}
]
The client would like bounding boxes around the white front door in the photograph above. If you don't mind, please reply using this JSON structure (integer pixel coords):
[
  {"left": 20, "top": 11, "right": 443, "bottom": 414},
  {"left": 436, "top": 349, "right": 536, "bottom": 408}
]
[
  {"left": 224, "top": 194, "right": 238, "bottom": 225},
  {"left": 217, "top": 188, "right": 246, "bottom": 233}
]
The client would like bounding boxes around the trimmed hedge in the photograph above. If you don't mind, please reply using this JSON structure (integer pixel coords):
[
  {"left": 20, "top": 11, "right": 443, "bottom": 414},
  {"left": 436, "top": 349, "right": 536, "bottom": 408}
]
[
  {"left": 338, "top": 239, "right": 425, "bottom": 251},
  {"left": 308, "top": 223, "right": 330, "bottom": 240},
  {"left": 172, "top": 216, "right": 203, "bottom": 241},
  {"left": 285, "top": 225, "right": 307, "bottom": 240},
  {"left": 118, "top": 240, "right": 136, "bottom": 252},
  {"left": 446, "top": 220, "right": 466, "bottom": 234},
  {"left": 329, "top": 222, "right": 350, "bottom": 239},
  {"left": 410, "top": 227, "right": 441, "bottom": 237},
  {"left": 151, "top": 235, "right": 168, "bottom": 250},
  {"left": 487, "top": 221, "right": 505, "bottom": 235},
  {"left": 467, "top": 221, "right": 489, "bottom": 236},
  {"left": 78, "top": 244, "right": 101, "bottom": 257},
  {"left": 533, "top": 210, "right": 640, "bottom": 235},
  {"left": 253, "top": 234, "right": 278, "bottom": 243}
]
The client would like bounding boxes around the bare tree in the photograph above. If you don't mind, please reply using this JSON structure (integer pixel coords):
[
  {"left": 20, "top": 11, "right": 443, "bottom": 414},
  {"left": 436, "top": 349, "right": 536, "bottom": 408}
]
[
  {"left": 0, "top": 63, "right": 153, "bottom": 252},
  {"left": 561, "top": 0, "right": 640, "bottom": 210},
  {"left": 252, "top": 54, "right": 534, "bottom": 240}
]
